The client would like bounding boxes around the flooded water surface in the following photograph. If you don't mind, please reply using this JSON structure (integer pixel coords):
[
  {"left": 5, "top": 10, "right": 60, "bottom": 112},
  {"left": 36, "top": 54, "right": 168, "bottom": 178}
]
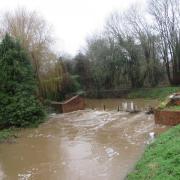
[{"left": 0, "top": 99, "right": 167, "bottom": 180}]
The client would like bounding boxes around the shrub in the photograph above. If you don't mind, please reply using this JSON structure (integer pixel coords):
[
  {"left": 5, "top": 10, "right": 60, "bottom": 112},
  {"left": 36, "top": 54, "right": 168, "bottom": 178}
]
[{"left": 0, "top": 34, "right": 45, "bottom": 127}]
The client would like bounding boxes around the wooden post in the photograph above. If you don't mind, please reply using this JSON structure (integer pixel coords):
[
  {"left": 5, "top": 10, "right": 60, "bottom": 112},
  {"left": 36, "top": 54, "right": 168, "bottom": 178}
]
[{"left": 103, "top": 105, "right": 106, "bottom": 111}]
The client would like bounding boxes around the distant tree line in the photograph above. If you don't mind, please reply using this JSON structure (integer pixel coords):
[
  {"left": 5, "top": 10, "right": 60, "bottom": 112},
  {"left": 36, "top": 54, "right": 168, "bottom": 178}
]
[
  {"left": 64, "top": 0, "right": 180, "bottom": 94},
  {"left": 1, "top": 0, "right": 180, "bottom": 102}
]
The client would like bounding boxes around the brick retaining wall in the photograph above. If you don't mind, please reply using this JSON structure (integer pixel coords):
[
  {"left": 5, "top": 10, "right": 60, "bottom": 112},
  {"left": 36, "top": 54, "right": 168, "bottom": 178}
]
[
  {"left": 155, "top": 110, "right": 180, "bottom": 126},
  {"left": 51, "top": 95, "right": 85, "bottom": 113}
]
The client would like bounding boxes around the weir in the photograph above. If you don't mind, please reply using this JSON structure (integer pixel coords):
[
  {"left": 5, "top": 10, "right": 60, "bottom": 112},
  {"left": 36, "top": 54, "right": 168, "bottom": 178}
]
[{"left": 122, "top": 102, "right": 139, "bottom": 113}]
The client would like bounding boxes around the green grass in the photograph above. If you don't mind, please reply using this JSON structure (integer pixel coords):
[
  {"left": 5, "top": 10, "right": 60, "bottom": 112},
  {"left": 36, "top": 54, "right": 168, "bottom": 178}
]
[
  {"left": 0, "top": 128, "right": 17, "bottom": 142},
  {"left": 165, "top": 105, "right": 180, "bottom": 111},
  {"left": 127, "top": 125, "right": 180, "bottom": 180},
  {"left": 128, "top": 86, "right": 180, "bottom": 100}
]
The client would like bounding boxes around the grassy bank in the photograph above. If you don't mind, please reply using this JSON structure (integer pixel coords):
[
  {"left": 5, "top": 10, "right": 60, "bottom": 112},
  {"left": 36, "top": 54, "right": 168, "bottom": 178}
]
[
  {"left": 128, "top": 86, "right": 180, "bottom": 100},
  {"left": 127, "top": 125, "right": 180, "bottom": 180}
]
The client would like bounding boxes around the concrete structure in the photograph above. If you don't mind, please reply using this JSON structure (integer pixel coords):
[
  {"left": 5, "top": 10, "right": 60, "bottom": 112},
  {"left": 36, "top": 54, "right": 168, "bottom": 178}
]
[
  {"left": 168, "top": 93, "right": 180, "bottom": 105},
  {"left": 51, "top": 95, "right": 85, "bottom": 113},
  {"left": 122, "top": 102, "right": 139, "bottom": 113}
]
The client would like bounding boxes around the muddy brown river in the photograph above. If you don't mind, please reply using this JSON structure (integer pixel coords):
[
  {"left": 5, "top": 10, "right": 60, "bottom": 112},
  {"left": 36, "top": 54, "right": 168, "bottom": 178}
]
[{"left": 0, "top": 99, "right": 167, "bottom": 180}]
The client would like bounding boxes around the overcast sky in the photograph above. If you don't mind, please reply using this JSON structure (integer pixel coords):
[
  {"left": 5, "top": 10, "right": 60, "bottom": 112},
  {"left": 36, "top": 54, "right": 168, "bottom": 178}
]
[{"left": 0, "top": 0, "right": 145, "bottom": 55}]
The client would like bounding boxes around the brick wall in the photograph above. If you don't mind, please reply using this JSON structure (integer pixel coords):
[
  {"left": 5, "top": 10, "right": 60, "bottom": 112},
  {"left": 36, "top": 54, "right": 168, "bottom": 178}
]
[
  {"left": 61, "top": 96, "right": 85, "bottom": 113},
  {"left": 51, "top": 95, "right": 85, "bottom": 113},
  {"left": 155, "top": 110, "right": 180, "bottom": 126}
]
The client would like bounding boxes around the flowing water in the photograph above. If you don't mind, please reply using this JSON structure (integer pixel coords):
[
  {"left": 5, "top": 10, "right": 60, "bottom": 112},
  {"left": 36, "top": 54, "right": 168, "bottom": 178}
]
[{"left": 0, "top": 99, "right": 167, "bottom": 180}]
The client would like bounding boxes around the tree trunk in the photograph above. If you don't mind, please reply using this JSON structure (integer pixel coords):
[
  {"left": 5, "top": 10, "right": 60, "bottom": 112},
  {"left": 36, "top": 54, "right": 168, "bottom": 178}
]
[{"left": 172, "top": 72, "right": 180, "bottom": 85}]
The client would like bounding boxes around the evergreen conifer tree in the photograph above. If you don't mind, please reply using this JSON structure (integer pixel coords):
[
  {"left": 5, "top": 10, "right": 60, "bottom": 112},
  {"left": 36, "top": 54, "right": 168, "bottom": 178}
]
[{"left": 0, "top": 34, "right": 45, "bottom": 127}]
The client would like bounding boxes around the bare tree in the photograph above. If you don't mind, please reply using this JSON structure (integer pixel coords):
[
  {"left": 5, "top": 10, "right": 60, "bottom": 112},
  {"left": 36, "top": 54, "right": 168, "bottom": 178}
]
[
  {"left": 105, "top": 12, "right": 148, "bottom": 88},
  {"left": 125, "top": 5, "right": 162, "bottom": 86},
  {"left": 149, "top": 0, "right": 180, "bottom": 84}
]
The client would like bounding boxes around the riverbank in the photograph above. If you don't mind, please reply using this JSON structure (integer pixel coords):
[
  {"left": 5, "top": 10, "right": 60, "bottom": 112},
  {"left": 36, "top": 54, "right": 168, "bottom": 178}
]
[
  {"left": 127, "top": 124, "right": 180, "bottom": 180},
  {"left": 85, "top": 86, "right": 180, "bottom": 100},
  {"left": 0, "top": 121, "right": 46, "bottom": 143},
  {"left": 0, "top": 128, "right": 17, "bottom": 143},
  {"left": 127, "top": 86, "right": 180, "bottom": 100}
]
